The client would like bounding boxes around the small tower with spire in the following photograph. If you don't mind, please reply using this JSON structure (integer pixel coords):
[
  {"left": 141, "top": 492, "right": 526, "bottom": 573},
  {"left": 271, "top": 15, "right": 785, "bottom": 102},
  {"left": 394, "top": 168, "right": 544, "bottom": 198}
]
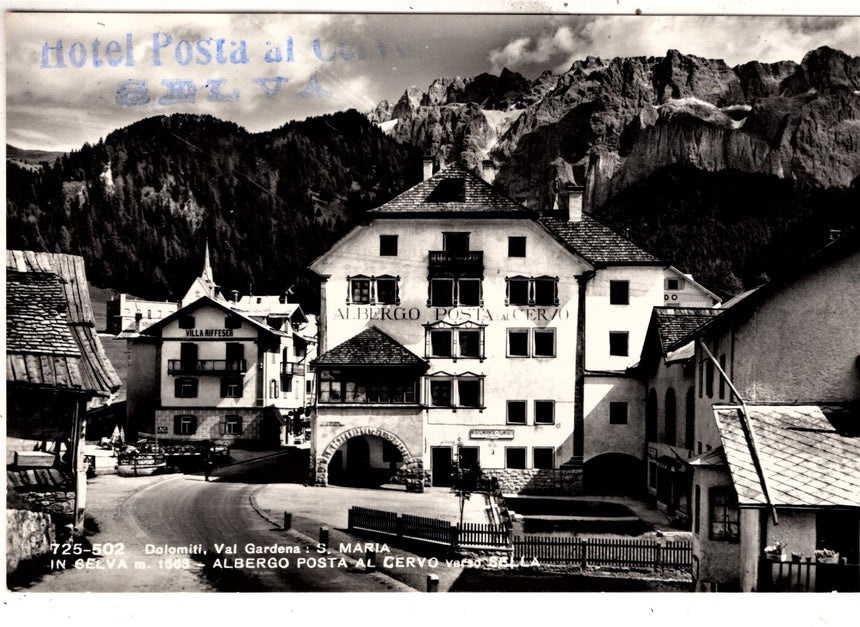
[{"left": 179, "top": 239, "right": 223, "bottom": 307}]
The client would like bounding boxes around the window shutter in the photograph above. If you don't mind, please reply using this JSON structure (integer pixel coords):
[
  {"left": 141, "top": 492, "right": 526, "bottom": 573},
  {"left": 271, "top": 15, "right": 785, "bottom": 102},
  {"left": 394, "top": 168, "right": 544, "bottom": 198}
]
[
  {"left": 175, "top": 379, "right": 182, "bottom": 397},
  {"left": 220, "top": 416, "right": 226, "bottom": 435},
  {"left": 174, "top": 415, "right": 182, "bottom": 435},
  {"left": 236, "top": 417, "right": 243, "bottom": 435},
  {"left": 189, "top": 416, "right": 198, "bottom": 435}
]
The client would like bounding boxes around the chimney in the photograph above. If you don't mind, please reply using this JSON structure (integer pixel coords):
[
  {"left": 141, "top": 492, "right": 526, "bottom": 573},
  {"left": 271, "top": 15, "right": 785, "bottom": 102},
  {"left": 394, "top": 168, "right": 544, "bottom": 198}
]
[
  {"left": 565, "top": 183, "right": 585, "bottom": 222},
  {"left": 230, "top": 289, "right": 239, "bottom": 302},
  {"left": 423, "top": 156, "right": 434, "bottom": 181},
  {"left": 481, "top": 159, "right": 496, "bottom": 185}
]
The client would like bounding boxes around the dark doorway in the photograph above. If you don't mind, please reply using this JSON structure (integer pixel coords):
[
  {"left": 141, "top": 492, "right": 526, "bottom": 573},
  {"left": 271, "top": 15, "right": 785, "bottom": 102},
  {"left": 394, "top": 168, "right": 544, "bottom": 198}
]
[
  {"left": 816, "top": 509, "right": 860, "bottom": 591},
  {"left": 347, "top": 436, "right": 371, "bottom": 484},
  {"left": 583, "top": 453, "right": 643, "bottom": 496},
  {"left": 432, "top": 447, "right": 453, "bottom": 487}
]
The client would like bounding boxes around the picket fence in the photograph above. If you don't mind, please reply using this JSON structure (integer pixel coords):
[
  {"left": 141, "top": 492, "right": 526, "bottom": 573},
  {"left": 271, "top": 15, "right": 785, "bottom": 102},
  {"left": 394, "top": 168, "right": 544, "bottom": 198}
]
[
  {"left": 512, "top": 535, "right": 692, "bottom": 571},
  {"left": 348, "top": 506, "right": 508, "bottom": 549}
]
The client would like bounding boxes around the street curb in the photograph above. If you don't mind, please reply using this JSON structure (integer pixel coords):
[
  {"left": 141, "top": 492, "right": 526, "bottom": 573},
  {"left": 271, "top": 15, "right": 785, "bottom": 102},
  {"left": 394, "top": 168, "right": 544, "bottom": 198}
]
[{"left": 247, "top": 485, "right": 417, "bottom": 592}]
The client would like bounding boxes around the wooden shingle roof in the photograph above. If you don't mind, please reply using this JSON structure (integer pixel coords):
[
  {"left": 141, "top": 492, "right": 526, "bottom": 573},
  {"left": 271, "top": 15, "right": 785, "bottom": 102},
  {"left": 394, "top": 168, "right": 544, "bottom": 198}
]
[
  {"left": 368, "top": 164, "right": 530, "bottom": 216},
  {"left": 653, "top": 307, "right": 721, "bottom": 354},
  {"left": 316, "top": 326, "right": 427, "bottom": 368},
  {"left": 714, "top": 405, "right": 860, "bottom": 508},
  {"left": 6, "top": 250, "right": 122, "bottom": 396},
  {"left": 537, "top": 213, "right": 661, "bottom": 266}
]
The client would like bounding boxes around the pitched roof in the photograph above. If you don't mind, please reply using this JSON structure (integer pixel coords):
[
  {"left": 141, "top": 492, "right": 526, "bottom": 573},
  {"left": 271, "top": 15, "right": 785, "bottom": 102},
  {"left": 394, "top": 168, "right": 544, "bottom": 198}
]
[
  {"left": 714, "top": 405, "right": 860, "bottom": 508},
  {"left": 537, "top": 213, "right": 661, "bottom": 266},
  {"left": 315, "top": 326, "right": 428, "bottom": 368},
  {"left": 232, "top": 295, "right": 306, "bottom": 321},
  {"left": 653, "top": 307, "right": 721, "bottom": 354},
  {"left": 368, "top": 163, "right": 530, "bottom": 216},
  {"left": 6, "top": 250, "right": 121, "bottom": 396},
  {"left": 140, "top": 295, "right": 288, "bottom": 338}
]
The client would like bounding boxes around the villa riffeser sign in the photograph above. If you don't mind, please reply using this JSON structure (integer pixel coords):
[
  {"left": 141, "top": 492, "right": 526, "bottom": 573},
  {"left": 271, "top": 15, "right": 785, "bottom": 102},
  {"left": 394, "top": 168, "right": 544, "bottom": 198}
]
[
  {"left": 469, "top": 429, "right": 515, "bottom": 440},
  {"left": 334, "top": 306, "right": 571, "bottom": 323},
  {"left": 184, "top": 328, "right": 235, "bottom": 337}
]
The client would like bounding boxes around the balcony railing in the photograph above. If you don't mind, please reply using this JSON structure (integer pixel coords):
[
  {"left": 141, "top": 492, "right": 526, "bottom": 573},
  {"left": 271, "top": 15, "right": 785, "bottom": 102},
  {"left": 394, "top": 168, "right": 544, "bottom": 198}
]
[
  {"left": 759, "top": 555, "right": 860, "bottom": 592},
  {"left": 168, "top": 359, "right": 246, "bottom": 375},
  {"left": 281, "top": 362, "right": 306, "bottom": 376},
  {"left": 428, "top": 251, "right": 483, "bottom": 276}
]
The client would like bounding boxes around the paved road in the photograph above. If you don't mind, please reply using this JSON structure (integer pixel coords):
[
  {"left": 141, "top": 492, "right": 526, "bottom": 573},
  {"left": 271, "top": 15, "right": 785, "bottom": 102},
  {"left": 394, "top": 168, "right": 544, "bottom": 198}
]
[{"left": 24, "top": 458, "right": 412, "bottom": 593}]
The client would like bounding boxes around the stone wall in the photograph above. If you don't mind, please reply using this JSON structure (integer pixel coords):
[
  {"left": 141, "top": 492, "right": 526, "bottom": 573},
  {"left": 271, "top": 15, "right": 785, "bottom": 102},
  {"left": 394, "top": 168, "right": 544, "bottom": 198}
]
[
  {"left": 6, "top": 509, "right": 57, "bottom": 574},
  {"left": 482, "top": 468, "right": 583, "bottom": 495},
  {"left": 11, "top": 490, "right": 76, "bottom": 517}
]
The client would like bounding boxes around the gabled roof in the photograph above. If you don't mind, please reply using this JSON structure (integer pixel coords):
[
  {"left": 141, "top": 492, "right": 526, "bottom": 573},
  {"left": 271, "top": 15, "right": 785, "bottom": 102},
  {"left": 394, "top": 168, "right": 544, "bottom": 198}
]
[
  {"left": 6, "top": 250, "right": 121, "bottom": 396},
  {"left": 140, "top": 295, "right": 287, "bottom": 339},
  {"left": 232, "top": 295, "right": 307, "bottom": 322},
  {"left": 652, "top": 307, "right": 721, "bottom": 355},
  {"left": 537, "top": 213, "right": 662, "bottom": 266},
  {"left": 367, "top": 163, "right": 530, "bottom": 217},
  {"left": 315, "top": 326, "right": 428, "bottom": 368},
  {"left": 714, "top": 404, "right": 860, "bottom": 508}
]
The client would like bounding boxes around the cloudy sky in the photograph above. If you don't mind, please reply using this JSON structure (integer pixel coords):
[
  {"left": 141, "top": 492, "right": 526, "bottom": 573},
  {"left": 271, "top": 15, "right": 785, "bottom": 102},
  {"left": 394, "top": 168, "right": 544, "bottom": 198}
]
[{"left": 5, "top": 11, "right": 860, "bottom": 151}]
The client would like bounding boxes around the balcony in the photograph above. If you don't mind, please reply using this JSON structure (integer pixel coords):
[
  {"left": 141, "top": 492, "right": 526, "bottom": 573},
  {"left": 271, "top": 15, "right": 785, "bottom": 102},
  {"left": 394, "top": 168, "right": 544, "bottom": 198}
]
[
  {"left": 281, "top": 362, "right": 306, "bottom": 376},
  {"left": 168, "top": 359, "right": 246, "bottom": 375},
  {"left": 428, "top": 251, "right": 483, "bottom": 277}
]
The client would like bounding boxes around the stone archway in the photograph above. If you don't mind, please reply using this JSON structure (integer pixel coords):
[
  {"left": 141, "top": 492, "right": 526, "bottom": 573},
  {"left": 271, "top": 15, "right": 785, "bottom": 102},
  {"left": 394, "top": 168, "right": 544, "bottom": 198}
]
[{"left": 315, "top": 426, "right": 424, "bottom": 492}]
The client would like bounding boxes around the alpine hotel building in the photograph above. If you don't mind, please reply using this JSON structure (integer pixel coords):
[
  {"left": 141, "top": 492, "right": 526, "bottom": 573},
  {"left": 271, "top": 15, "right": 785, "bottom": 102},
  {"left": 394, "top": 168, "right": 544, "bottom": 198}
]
[{"left": 310, "top": 163, "right": 717, "bottom": 493}]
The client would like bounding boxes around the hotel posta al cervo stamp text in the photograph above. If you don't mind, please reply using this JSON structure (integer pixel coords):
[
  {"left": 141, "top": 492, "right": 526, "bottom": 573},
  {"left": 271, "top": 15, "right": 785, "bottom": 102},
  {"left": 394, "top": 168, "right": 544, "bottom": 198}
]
[{"left": 38, "top": 32, "right": 413, "bottom": 105}]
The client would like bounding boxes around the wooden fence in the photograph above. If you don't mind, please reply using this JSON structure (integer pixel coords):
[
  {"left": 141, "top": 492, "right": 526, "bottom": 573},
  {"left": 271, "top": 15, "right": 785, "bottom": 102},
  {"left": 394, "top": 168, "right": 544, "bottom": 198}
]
[
  {"left": 513, "top": 536, "right": 692, "bottom": 571},
  {"left": 348, "top": 506, "right": 509, "bottom": 550}
]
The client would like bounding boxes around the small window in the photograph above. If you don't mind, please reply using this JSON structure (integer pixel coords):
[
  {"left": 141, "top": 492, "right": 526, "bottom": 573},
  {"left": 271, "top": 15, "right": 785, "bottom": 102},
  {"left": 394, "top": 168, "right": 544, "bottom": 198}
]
[
  {"left": 609, "top": 280, "right": 629, "bottom": 305},
  {"left": 430, "top": 330, "right": 453, "bottom": 358},
  {"left": 505, "top": 447, "right": 527, "bottom": 470},
  {"left": 221, "top": 377, "right": 243, "bottom": 398},
  {"left": 533, "top": 448, "right": 554, "bottom": 469},
  {"left": 533, "top": 278, "right": 557, "bottom": 306},
  {"left": 507, "top": 400, "right": 527, "bottom": 425},
  {"left": 174, "top": 415, "right": 197, "bottom": 436},
  {"left": 458, "top": 446, "right": 479, "bottom": 469},
  {"left": 609, "top": 331, "right": 629, "bottom": 356},
  {"left": 306, "top": 380, "right": 313, "bottom": 394},
  {"left": 147, "top": 309, "right": 152, "bottom": 319},
  {"left": 709, "top": 487, "right": 740, "bottom": 541},
  {"left": 458, "top": 379, "right": 482, "bottom": 408},
  {"left": 376, "top": 278, "right": 399, "bottom": 305},
  {"left": 350, "top": 278, "right": 371, "bottom": 304},
  {"left": 718, "top": 354, "right": 726, "bottom": 399},
  {"left": 610, "top": 401, "right": 628, "bottom": 425},
  {"left": 430, "top": 380, "right": 452, "bottom": 407},
  {"left": 533, "top": 329, "right": 556, "bottom": 357},
  {"left": 430, "top": 278, "right": 454, "bottom": 307},
  {"left": 705, "top": 360, "right": 715, "bottom": 398},
  {"left": 666, "top": 277, "right": 685, "bottom": 291},
  {"left": 379, "top": 235, "right": 398, "bottom": 256},
  {"left": 534, "top": 400, "right": 555, "bottom": 425},
  {"left": 179, "top": 315, "right": 196, "bottom": 329},
  {"left": 457, "top": 279, "right": 481, "bottom": 307},
  {"left": 507, "top": 329, "right": 529, "bottom": 357},
  {"left": 175, "top": 377, "right": 198, "bottom": 398},
  {"left": 507, "top": 279, "right": 529, "bottom": 306},
  {"left": 225, "top": 315, "right": 242, "bottom": 329},
  {"left": 269, "top": 379, "right": 279, "bottom": 398},
  {"left": 225, "top": 415, "right": 243, "bottom": 435},
  {"left": 443, "top": 232, "right": 470, "bottom": 252},
  {"left": 508, "top": 236, "right": 526, "bottom": 257}
]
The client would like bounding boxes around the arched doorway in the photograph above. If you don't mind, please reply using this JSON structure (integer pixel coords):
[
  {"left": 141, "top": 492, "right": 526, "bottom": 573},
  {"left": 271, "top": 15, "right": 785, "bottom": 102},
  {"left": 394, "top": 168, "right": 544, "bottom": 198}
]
[
  {"left": 582, "top": 453, "right": 644, "bottom": 496},
  {"left": 316, "top": 427, "right": 423, "bottom": 491}
]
